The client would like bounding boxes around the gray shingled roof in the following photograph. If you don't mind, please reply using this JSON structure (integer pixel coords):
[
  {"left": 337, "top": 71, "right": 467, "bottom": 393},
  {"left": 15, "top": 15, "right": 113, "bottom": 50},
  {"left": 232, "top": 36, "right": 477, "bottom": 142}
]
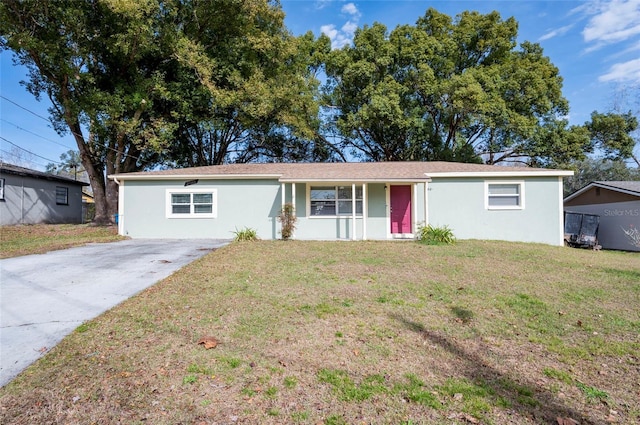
[
  {"left": 0, "top": 162, "right": 89, "bottom": 186},
  {"left": 592, "top": 181, "right": 640, "bottom": 195},
  {"left": 111, "top": 161, "right": 571, "bottom": 182}
]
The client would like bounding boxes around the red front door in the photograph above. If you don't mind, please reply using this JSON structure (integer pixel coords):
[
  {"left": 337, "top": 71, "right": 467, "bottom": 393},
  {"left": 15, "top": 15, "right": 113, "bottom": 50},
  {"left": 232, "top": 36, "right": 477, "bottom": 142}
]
[{"left": 390, "top": 185, "right": 412, "bottom": 234}]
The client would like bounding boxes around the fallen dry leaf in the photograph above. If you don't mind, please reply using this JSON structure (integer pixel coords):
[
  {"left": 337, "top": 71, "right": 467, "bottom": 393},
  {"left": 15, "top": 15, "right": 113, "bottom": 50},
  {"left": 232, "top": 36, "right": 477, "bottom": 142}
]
[{"left": 197, "top": 336, "right": 219, "bottom": 349}]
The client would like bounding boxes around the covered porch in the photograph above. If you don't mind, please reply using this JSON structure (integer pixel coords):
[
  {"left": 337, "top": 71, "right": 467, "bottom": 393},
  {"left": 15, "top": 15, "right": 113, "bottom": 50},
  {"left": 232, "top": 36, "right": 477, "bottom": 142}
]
[{"left": 279, "top": 180, "right": 429, "bottom": 240}]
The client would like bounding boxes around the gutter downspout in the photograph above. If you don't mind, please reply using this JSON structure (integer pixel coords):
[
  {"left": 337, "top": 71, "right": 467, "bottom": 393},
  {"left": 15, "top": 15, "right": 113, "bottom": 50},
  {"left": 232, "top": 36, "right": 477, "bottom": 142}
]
[
  {"left": 291, "top": 183, "right": 296, "bottom": 239},
  {"left": 351, "top": 183, "right": 356, "bottom": 240},
  {"left": 362, "top": 183, "right": 367, "bottom": 240}
]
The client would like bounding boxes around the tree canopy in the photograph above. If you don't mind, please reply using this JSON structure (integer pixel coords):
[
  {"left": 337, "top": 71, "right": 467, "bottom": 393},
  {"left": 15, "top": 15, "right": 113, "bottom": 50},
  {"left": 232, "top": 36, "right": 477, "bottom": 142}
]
[
  {"left": 0, "top": 0, "right": 326, "bottom": 223},
  {"left": 563, "top": 157, "right": 640, "bottom": 195},
  {"left": 323, "top": 8, "right": 580, "bottom": 165}
]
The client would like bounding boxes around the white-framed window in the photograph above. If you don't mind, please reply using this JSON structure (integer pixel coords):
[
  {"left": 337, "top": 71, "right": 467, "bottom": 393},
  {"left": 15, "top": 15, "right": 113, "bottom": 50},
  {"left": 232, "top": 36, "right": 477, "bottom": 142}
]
[
  {"left": 309, "top": 185, "right": 363, "bottom": 216},
  {"left": 485, "top": 181, "right": 524, "bottom": 210},
  {"left": 166, "top": 188, "right": 217, "bottom": 218},
  {"left": 0, "top": 178, "right": 4, "bottom": 200},
  {"left": 56, "top": 186, "right": 69, "bottom": 205}
]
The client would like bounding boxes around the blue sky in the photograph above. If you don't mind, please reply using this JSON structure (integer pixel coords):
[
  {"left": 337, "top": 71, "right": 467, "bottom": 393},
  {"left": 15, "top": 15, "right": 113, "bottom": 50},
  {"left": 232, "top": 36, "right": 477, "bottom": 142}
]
[{"left": 1, "top": 0, "right": 639, "bottom": 171}]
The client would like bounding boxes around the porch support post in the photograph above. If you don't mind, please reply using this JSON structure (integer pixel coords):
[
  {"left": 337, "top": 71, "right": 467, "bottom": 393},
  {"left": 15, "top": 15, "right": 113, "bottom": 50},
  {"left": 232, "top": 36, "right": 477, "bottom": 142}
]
[
  {"left": 424, "top": 181, "right": 429, "bottom": 226},
  {"left": 413, "top": 183, "right": 418, "bottom": 235},
  {"left": 280, "top": 182, "right": 285, "bottom": 238},
  {"left": 291, "top": 182, "right": 296, "bottom": 212},
  {"left": 281, "top": 183, "right": 286, "bottom": 209},
  {"left": 352, "top": 183, "right": 357, "bottom": 240},
  {"left": 291, "top": 183, "right": 297, "bottom": 239},
  {"left": 362, "top": 183, "right": 367, "bottom": 240}
]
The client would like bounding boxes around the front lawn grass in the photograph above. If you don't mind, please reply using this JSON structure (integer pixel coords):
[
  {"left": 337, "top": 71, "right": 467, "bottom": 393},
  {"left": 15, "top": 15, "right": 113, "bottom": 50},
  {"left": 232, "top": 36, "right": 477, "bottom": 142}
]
[
  {"left": 1, "top": 240, "right": 638, "bottom": 424},
  {"left": 0, "top": 224, "right": 124, "bottom": 258}
]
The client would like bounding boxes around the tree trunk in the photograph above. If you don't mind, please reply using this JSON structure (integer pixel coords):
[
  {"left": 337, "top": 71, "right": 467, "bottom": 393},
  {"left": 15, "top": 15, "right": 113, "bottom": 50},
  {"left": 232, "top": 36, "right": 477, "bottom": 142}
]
[{"left": 66, "top": 119, "right": 113, "bottom": 225}]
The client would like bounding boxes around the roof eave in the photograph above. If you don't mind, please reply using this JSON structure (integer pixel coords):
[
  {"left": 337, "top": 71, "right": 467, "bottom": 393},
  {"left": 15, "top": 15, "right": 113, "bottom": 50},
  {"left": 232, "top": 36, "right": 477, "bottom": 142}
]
[
  {"left": 279, "top": 177, "right": 430, "bottom": 183},
  {"left": 564, "top": 181, "right": 640, "bottom": 202},
  {"left": 109, "top": 173, "right": 282, "bottom": 181},
  {"left": 428, "top": 171, "right": 574, "bottom": 178},
  {"left": 1, "top": 168, "right": 89, "bottom": 186}
]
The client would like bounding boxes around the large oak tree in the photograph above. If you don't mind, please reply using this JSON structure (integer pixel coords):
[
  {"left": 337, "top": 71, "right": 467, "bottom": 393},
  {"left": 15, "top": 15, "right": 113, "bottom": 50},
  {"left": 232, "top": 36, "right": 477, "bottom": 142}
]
[
  {"left": 0, "top": 0, "right": 326, "bottom": 224},
  {"left": 324, "top": 8, "right": 584, "bottom": 165}
]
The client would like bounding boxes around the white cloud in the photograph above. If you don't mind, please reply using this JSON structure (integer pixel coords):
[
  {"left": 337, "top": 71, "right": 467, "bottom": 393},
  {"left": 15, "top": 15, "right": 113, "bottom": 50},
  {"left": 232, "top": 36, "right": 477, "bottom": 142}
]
[
  {"left": 342, "top": 21, "right": 358, "bottom": 35},
  {"left": 321, "top": 24, "right": 352, "bottom": 49},
  {"left": 539, "top": 24, "right": 575, "bottom": 41},
  {"left": 627, "top": 39, "right": 640, "bottom": 51},
  {"left": 315, "top": 0, "right": 333, "bottom": 10},
  {"left": 321, "top": 2, "right": 361, "bottom": 49},
  {"left": 341, "top": 3, "right": 361, "bottom": 18},
  {"left": 582, "top": 0, "right": 640, "bottom": 45},
  {"left": 599, "top": 57, "right": 640, "bottom": 82},
  {"left": 320, "top": 24, "right": 338, "bottom": 40}
]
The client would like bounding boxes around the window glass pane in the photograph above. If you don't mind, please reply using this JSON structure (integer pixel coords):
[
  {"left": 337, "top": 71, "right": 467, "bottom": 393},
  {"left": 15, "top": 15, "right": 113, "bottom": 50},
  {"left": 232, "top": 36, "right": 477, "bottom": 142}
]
[
  {"left": 337, "top": 187, "right": 352, "bottom": 200},
  {"left": 193, "top": 193, "right": 212, "bottom": 203},
  {"left": 311, "top": 187, "right": 335, "bottom": 200},
  {"left": 337, "top": 200, "right": 352, "bottom": 214},
  {"left": 172, "top": 204, "right": 191, "bottom": 214},
  {"left": 172, "top": 193, "right": 191, "bottom": 204},
  {"left": 488, "top": 196, "right": 519, "bottom": 206},
  {"left": 488, "top": 184, "right": 519, "bottom": 195},
  {"left": 355, "top": 187, "right": 363, "bottom": 199},
  {"left": 194, "top": 204, "right": 212, "bottom": 214},
  {"left": 56, "top": 186, "right": 68, "bottom": 204},
  {"left": 356, "top": 200, "right": 363, "bottom": 214},
  {"left": 311, "top": 200, "right": 336, "bottom": 215}
]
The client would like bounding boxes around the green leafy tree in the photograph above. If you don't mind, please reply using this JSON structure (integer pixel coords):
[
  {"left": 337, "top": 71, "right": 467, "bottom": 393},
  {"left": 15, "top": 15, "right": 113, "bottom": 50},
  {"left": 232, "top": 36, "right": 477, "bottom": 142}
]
[
  {"left": 564, "top": 157, "right": 640, "bottom": 195},
  {"left": 166, "top": 25, "right": 334, "bottom": 166},
  {"left": 586, "top": 111, "right": 638, "bottom": 166},
  {"left": 324, "top": 8, "right": 577, "bottom": 165},
  {"left": 1, "top": 0, "right": 328, "bottom": 224},
  {"left": 1, "top": 0, "right": 177, "bottom": 224},
  {"left": 45, "top": 150, "right": 86, "bottom": 180}
]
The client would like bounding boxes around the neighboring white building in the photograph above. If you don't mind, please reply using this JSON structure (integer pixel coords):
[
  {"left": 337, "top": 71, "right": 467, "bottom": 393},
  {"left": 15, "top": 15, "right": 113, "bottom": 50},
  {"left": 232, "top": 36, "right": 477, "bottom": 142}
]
[
  {"left": 110, "top": 161, "right": 572, "bottom": 245},
  {"left": 0, "top": 163, "right": 88, "bottom": 225}
]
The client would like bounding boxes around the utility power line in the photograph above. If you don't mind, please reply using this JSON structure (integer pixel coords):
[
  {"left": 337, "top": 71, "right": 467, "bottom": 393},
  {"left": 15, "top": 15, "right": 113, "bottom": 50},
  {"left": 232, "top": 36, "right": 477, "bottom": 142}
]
[
  {"left": 0, "top": 148, "right": 51, "bottom": 169},
  {"left": 0, "top": 95, "right": 144, "bottom": 163},
  {"left": 0, "top": 94, "right": 52, "bottom": 122},
  {"left": 1, "top": 118, "right": 76, "bottom": 151},
  {"left": 0, "top": 136, "right": 61, "bottom": 164}
]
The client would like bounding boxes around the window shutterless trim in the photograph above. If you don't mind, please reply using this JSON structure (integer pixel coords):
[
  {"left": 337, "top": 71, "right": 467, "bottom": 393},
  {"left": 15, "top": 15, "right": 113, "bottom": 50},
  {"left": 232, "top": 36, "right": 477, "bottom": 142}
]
[
  {"left": 485, "top": 180, "right": 525, "bottom": 210},
  {"left": 165, "top": 188, "right": 217, "bottom": 218}
]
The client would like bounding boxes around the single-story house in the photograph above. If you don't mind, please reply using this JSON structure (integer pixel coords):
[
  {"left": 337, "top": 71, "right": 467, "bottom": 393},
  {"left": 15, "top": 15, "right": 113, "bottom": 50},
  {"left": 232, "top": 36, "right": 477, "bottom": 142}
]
[
  {"left": 0, "top": 163, "right": 88, "bottom": 225},
  {"left": 564, "top": 181, "right": 640, "bottom": 252},
  {"left": 109, "top": 161, "right": 572, "bottom": 245}
]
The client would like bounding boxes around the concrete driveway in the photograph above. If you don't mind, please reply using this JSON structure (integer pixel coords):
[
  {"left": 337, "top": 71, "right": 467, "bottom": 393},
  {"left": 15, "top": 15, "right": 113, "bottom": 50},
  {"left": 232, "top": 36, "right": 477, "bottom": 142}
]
[{"left": 0, "top": 238, "right": 229, "bottom": 387}]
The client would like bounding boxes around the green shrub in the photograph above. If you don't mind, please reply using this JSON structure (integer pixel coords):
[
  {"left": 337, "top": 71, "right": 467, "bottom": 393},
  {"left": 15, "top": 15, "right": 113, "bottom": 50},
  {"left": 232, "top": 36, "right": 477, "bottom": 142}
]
[
  {"left": 417, "top": 224, "right": 456, "bottom": 245},
  {"left": 232, "top": 227, "right": 259, "bottom": 242}
]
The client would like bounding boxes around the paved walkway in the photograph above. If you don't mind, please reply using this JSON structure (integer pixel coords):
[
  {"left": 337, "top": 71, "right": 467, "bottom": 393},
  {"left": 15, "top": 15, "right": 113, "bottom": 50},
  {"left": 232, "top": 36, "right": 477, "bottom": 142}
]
[{"left": 0, "top": 239, "right": 229, "bottom": 387}]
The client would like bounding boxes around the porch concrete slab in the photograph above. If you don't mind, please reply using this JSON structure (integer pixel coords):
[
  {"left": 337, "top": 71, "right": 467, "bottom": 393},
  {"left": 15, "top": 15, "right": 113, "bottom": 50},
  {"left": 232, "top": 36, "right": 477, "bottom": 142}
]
[{"left": 0, "top": 238, "right": 229, "bottom": 387}]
